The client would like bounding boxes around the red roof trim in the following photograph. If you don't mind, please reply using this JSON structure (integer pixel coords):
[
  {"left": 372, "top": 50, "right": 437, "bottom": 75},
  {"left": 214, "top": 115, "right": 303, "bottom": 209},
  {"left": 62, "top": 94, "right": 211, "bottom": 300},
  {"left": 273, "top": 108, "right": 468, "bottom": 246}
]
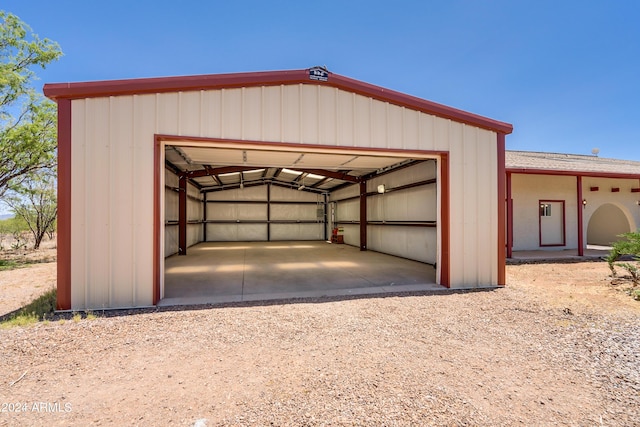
[
  {"left": 43, "top": 68, "right": 513, "bottom": 134},
  {"left": 506, "top": 167, "right": 640, "bottom": 180}
]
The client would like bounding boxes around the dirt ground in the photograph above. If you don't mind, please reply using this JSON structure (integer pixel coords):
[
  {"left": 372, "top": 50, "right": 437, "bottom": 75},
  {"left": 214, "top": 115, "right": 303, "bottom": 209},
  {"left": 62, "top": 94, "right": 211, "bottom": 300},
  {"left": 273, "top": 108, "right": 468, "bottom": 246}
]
[
  {"left": 0, "top": 254, "right": 638, "bottom": 426},
  {"left": 0, "top": 244, "right": 57, "bottom": 317}
]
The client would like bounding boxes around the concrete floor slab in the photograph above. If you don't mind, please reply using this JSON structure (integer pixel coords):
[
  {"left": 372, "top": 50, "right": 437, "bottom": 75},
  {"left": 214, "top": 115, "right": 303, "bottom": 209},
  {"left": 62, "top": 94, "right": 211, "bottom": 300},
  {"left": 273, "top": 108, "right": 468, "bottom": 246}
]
[
  {"left": 161, "top": 241, "right": 440, "bottom": 306},
  {"left": 508, "top": 245, "right": 611, "bottom": 263}
]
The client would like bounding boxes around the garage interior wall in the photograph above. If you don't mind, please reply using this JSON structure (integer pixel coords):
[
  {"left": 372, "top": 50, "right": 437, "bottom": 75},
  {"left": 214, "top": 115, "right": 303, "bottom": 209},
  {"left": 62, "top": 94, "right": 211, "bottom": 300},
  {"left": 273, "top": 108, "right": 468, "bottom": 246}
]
[
  {"left": 66, "top": 83, "right": 502, "bottom": 309},
  {"left": 330, "top": 161, "right": 437, "bottom": 264},
  {"left": 165, "top": 160, "right": 436, "bottom": 263},
  {"left": 165, "top": 169, "right": 204, "bottom": 257},
  {"left": 204, "top": 184, "right": 325, "bottom": 241}
]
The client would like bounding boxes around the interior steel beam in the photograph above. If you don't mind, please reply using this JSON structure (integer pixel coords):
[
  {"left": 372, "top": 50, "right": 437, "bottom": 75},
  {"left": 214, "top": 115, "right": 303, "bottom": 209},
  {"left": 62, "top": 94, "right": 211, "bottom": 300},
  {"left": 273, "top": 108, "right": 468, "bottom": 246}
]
[
  {"left": 186, "top": 165, "right": 257, "bottom": 179},
  {"left": 203, "top": 192, "right": 207, "bottom": 242},
  {"left": 359, "top": 180, "right": 367, "bottom": 251},
  {"left": 361, "top": 159, "right": 426, "bottom": 180},
  {"left": 311, "top": 177, "right": 331, "bottom": 188},
  {"left": 178, "top": 174, "right": 187, "bottom": 255},
  {"left": 267, "top": 183, "right": 271, "bottom": 241},
  {"left": 289, "top": 168, "right": 359, "bottom": 182}
]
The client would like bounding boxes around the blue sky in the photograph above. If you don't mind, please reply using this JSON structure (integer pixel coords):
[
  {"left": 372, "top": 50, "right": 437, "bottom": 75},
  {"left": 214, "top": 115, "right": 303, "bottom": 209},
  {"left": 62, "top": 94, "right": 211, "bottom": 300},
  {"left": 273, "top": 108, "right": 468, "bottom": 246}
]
[{"left": 3, "top": 0, "right": 640, "bottom": 161}]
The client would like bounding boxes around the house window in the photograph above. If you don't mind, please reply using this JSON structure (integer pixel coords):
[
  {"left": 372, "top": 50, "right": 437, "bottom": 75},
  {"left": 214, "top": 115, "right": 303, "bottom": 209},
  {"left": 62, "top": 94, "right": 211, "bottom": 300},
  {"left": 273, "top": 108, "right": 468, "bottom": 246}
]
[{"left": 540, "top": 203, "right": 551, "bottom": 217}]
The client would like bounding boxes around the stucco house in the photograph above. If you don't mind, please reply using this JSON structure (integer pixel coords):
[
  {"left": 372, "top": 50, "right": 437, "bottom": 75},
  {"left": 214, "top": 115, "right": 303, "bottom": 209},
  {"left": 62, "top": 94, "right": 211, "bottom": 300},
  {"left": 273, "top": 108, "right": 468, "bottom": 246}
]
[{"left": 506, "top": 150, "right": 640, "bottom": 257}]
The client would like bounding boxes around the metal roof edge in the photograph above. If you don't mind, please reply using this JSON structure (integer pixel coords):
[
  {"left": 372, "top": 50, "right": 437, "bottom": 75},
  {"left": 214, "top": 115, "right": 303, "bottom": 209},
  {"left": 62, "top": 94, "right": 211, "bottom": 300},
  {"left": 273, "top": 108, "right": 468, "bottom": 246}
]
[{"left": 43, "top": 68, "right": 513, "bottom": 135}]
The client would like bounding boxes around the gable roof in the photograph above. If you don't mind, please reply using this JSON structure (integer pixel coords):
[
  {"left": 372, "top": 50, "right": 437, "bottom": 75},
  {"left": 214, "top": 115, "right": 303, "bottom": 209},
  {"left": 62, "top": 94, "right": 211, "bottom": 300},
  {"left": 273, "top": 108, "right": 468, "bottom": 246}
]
[
  {"left": 43, "top": 67, "right": 513, "bottom": 135},
  {"left": 506, "top": 150, "right": 640, "bottom": 178}
]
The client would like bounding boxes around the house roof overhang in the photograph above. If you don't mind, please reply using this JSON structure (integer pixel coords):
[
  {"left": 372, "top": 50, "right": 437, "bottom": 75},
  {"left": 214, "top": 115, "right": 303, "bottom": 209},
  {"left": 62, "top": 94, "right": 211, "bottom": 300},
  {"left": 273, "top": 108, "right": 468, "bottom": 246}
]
[
  {"left": 506, "top": 150, "right": 640, "bottom": 179},
  {"left": 43, "top": 67, "right": 513, "bottom": 135}
]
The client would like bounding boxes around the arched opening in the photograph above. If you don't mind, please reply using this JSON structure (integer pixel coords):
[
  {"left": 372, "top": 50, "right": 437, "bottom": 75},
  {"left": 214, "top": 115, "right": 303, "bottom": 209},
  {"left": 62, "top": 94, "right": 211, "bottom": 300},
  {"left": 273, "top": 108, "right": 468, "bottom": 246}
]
[{"left": 587, "top": 203, "right": 631, "bottom": 246}]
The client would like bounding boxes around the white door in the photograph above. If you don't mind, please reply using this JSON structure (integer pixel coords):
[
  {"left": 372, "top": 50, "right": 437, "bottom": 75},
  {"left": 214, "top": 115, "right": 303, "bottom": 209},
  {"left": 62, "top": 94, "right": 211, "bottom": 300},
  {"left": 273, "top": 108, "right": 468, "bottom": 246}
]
[{"left": 539, "top": 201, "right": 565, "bottom": 246}]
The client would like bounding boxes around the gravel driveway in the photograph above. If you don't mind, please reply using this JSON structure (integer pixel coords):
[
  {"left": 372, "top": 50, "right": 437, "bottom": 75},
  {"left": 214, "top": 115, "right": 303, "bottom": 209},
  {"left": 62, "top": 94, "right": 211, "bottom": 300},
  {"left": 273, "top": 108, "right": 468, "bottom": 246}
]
[{"left": 0, "top": 261, "right": 638, "bottom": 426}]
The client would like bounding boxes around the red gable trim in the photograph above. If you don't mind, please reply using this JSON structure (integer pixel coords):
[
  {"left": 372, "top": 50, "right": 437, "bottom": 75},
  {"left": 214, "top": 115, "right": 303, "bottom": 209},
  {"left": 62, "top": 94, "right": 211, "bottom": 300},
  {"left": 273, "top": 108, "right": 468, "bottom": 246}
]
[{"left": 43, "top": 68, "right": 513, "bottom": 134}]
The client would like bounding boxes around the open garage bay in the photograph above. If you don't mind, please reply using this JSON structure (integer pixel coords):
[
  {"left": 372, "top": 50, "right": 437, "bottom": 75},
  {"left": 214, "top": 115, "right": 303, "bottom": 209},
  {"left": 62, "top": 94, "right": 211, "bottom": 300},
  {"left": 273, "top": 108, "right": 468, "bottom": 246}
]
[{"left": 161, "top": 241, "right": 439, "bottom": 305}]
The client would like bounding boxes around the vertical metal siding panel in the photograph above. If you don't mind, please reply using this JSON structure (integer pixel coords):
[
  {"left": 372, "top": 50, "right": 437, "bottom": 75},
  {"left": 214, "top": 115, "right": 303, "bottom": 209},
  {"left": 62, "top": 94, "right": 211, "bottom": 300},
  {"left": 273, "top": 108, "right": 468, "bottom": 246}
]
[
  {"left": 242, "top": 87, "right": 262, "bottom": 141},
  {"left": 132, "top": 94, "right": 156, "bottom": 306},
  {"left": 200, "top": 90, "right": 222, "bottom": 137},
  {"left": 418, "top": 113, "right": 436, "bottom": 151},
  {"left": 386, "top": 104, "right": 403, "bottom": 149},
  {"left": 336, "top": 90, "right": 354, "bottom": 146},
  {"left": 462, "top": 125, "right": 479, "bottom": 285},
  {"left": 262, "top": 86, "right": 282, "bottom": 142},
  {"left": 178, "top": 91, "right": 201, "bottom": 136},
  {"left": 402, "top": 109, "right": 419, "bottom": 150},
  {"left": 432, "top": 116, "right": 452, "bottom": 152},
  {"left": 370, "top": 100, "right": 387, "bottom": 148},
  {"left": 446, "top": 121, "right": 465, "bottom": 287},
  {"left": 282, "top": 85, "right": 300, "bottom": 142},
  {"left": 109, "top": 96, "right": 135, "bottom": 307},
  {"left": 300, "top": 85, "right": 319, "bottom": 144},
  {"left": 472, "top": 129, "right": 498, "bottom": 285},
  {"left": 85, "top": 98, "right": 111, "bottom": 308},
  {"left": 221, "top": 88, "right": 242, "bottom": 139},
  {"left": 71, "top": 100, "right": 87, "bottom": 309},
  {"left": 486, "top": 130, "right": 499, "bottom": 285},
  {"left": 157, "top": 93, "right": 179, "bottom": 135},
  {"left": 353, "top": 94, "right": 371, "bottom": 148},
  {"left": 318, "top": 86, "right": 336, "bottom": 145}
]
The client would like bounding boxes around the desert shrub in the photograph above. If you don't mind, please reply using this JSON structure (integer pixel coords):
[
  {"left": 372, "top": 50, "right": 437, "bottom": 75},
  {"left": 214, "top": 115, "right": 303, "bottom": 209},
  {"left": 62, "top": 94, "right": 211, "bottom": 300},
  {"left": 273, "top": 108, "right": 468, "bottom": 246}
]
[{"left": 607, "top": 231, "right": 640, "bottom": 285}]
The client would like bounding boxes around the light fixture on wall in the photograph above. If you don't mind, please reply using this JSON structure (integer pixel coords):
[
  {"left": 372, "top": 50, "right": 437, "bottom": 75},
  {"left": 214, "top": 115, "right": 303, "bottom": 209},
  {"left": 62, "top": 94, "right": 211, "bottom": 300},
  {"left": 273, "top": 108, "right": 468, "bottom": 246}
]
[
  {"left": 582, "top": 199, "right": 587, "bottom": 208},
  {"left": 636, "top": 200, "right": 640, "bottom": 206},
  {"left": 377, "top": 184, "right": 386, "bottom": 194}
]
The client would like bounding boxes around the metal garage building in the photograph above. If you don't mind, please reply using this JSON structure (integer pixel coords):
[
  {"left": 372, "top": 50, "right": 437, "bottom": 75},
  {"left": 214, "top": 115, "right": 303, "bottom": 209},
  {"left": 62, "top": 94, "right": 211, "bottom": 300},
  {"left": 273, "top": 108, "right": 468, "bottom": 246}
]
[{"left": 44, "top": 67, "right": 513, "bottom": 310}]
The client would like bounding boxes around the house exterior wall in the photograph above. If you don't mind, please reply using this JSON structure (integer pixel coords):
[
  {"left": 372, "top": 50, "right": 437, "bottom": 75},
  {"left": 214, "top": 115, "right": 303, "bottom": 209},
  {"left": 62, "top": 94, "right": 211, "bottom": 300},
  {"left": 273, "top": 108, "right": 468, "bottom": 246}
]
[
  {"left": 582, "top": 177, "right": 639, "bottom": 242},
  {"left": 68, "top": 84, "right": 501, "bottom": 309},
  {"left": 510, "top": 174, "right": 639, "bottom": 251},
  {"left": 510, "top": 174, "right": 577, "bottom": 251}
]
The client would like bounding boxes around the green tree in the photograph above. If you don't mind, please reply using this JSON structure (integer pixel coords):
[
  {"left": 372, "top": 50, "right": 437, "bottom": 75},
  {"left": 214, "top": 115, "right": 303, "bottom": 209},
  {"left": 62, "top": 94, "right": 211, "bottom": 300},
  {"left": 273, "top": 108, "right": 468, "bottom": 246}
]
[
  {"left": 5, "top": 172, "right": 57, "bottom": 249},
  {"left": 0, "top": 214, "right": 28, "bottom": 250},
  {"left": 0, "top": 11, "right": 62, "bottom": 198}
]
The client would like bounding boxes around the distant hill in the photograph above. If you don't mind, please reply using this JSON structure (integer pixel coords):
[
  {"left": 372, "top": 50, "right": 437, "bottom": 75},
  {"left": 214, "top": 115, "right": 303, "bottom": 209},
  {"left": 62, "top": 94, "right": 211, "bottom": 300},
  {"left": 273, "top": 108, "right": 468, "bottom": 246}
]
[{"left": 0, "top": 213, "right": 14, "bottom": 221}]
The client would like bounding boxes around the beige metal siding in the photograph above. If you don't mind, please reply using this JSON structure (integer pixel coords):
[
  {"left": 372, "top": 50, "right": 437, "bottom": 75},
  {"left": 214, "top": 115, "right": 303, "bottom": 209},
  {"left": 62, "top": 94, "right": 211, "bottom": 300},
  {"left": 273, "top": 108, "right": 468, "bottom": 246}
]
[
  {"left": 71, "top": 96, "right": 156, "bottom": 309},
  {"left": 70, "top": 84, "right": 500, "bottom": 308},
  {"left": 445, "top": 125, "right": 499, "bottom": 287}
]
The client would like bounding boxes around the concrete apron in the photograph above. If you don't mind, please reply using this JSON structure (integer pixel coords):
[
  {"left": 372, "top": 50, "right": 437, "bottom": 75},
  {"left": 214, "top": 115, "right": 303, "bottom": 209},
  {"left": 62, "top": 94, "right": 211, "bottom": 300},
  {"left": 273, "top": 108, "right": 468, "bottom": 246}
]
[
  {"left": 508, "top": 245, "right": 611, "bottom": 264},
  {"left": 160, "top": 241, "right": 441, "bottom": 306}
]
